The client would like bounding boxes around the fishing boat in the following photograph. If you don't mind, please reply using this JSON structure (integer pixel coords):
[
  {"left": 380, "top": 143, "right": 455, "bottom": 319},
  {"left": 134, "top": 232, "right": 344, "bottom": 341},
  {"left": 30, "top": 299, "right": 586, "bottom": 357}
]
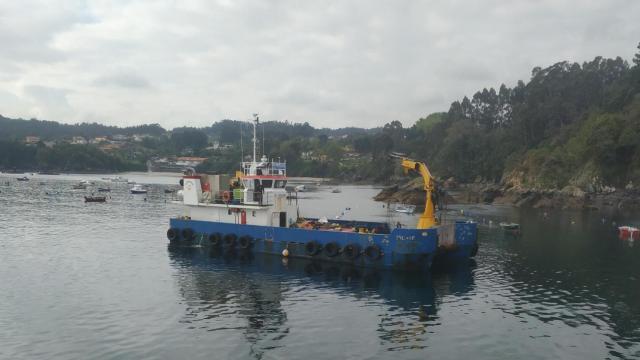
[
  {"left": 130, "top": 184, "right": 148, "bottom": 194},
  {"left": 395, "top": 204, "right": 416, "bottom": 214},
  {"left": 84, "top": 195, "right": 107, "bottom": 203},
  {"left": 166, "top": 116, "right": 478, "bottom": 271},
  {"left": 16, "top": 176, "right": 29, "bottom": 181}
]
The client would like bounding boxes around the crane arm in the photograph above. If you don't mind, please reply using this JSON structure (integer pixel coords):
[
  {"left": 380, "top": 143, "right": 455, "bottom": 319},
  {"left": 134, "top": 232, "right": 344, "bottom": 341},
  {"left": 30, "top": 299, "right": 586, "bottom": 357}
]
[{"left": 400, "top": 158, "right": 437, "bottom": 229}]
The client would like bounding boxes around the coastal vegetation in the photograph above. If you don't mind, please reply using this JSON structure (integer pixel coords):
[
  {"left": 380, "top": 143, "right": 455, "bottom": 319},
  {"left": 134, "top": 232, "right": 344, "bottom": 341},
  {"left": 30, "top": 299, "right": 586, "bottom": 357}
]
[{"left": 1, "top": 44, "right": 639, "bottom": 200}]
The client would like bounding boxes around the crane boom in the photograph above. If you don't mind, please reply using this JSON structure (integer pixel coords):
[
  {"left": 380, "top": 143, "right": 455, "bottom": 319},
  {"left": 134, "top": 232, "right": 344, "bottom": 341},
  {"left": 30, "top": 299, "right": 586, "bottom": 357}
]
[{"left": 399, "top": 158, "right": 437, "bottom": 229}]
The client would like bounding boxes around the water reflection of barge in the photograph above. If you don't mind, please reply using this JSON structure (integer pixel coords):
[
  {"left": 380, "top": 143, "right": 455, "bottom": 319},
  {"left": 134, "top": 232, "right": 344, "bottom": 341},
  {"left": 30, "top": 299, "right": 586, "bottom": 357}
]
[
  {"left": 167, "top": 116, "right": 478, "bottom": 271},
  {"left": 168, "top": 245, "right": 475, "bottom": 310}
]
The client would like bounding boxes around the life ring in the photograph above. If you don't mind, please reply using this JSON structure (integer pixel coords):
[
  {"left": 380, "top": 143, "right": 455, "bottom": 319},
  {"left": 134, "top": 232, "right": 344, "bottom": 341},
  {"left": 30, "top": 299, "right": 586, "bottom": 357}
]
[
  {"left": 342, "top": 243, "right": 361, "bottom": 260},
  {"left": 364, "top": 245, "right": 382, "bottom": 260},
  {"left": 238, "top": 235, "right": 253, "bottom": 249},
  {"left": 181, "top": 228, "right": 194, "bottom": 240},
  {"left": 223, "top": 233, "right": 237, "bottom": 248},
  {"left": 166, "top": 228, "right": 178, "bottom": 241},
  {"left": 305, "top": 241, "right": 321, "bottom": 256},
  {"left": 324, "top": 242, "right": 340, "bottom": 257},
  {"left": 208, "top": 232, "right": 222, "bottom": 247},
  {"left": 222, "top": 191, "right": 231, "bottom": 202}
]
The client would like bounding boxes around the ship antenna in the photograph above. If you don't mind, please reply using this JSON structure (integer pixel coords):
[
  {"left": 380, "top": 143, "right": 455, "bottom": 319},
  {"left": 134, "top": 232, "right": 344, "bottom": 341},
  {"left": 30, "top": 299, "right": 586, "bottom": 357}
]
[
  {"left": 262, "top": 121, "right": 265, "bottom": 156},
  {"left": 252, "top": 113, "right": 259, "bottom": 163}
]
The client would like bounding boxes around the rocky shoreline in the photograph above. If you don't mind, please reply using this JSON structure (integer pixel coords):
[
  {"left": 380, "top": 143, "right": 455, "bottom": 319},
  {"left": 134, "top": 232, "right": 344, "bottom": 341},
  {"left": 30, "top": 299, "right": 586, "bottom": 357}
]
[{"left": 374, "top": 178, "right": 640, "bottom": 211}]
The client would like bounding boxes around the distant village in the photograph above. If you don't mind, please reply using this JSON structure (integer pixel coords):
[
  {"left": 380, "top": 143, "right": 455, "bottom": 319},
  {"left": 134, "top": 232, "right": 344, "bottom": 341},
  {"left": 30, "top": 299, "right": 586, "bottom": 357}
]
[
  {"left": 23, "top": 133, "right": 151, "bottom": 151},
  {"left": 21, "top": 133, "right": 213, "bottom": 172},
  {"left": 19, "top": 132, "right": 364, "bottom": 174}
]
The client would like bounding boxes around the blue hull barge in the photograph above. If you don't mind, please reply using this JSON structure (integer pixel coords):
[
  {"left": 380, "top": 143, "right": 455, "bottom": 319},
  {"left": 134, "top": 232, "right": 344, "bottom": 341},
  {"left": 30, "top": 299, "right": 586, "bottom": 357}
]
[{"left": 166, "top": 116, "right": 478, "bottom": 271}]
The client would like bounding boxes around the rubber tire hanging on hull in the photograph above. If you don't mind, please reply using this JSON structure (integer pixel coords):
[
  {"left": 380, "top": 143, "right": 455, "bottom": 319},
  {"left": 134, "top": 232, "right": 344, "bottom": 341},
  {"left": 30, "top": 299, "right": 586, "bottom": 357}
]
[
  {"left": 238, "top": 236, "right": 252, "bottom": 250},
  {"left": 343, "top": 243, "right": 361, "bottom": 260},
  {"left": 324, "top": 242, "right": 340, "bottom": 257},
  {"left": 181, "top": 228, "right": 194, "bottom": 241},
  {"left": 364, "top": 245, "right": 382, "bottom": 260},
  {"left": 209, "top": 233, "right": 222, "bottom": 247},
  {"left": 223, "top": 234, "right": 237, "bottom": 248},
  {"left": 305, "top": 241, "right": 321, "bottom": 256},
  {"left": 167, "top": 228, "right": 178, "bottom": 241}
]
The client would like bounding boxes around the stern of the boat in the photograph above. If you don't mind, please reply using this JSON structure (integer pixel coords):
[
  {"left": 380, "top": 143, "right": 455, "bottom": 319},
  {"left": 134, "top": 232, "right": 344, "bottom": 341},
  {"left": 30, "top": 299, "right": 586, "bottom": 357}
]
[
  {"left": 388, "top": 227, "right": 438, "bottom": 271},
  {"left": 434, "top": 221, "right": 478, "bottom": 262}
]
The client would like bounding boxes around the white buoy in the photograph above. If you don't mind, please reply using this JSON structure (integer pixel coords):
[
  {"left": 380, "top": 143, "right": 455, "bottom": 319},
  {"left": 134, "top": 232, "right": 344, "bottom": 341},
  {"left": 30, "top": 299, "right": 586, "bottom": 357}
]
[{"left": 282, "top": 249, "right": 289, "bottom": 257}]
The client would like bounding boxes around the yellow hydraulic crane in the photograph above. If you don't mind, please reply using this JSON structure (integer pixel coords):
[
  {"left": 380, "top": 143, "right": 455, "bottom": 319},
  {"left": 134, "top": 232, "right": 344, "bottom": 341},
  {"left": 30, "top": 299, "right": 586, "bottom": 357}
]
[{"left": 393, "top": 154, "right": 437, "bottom": 229}]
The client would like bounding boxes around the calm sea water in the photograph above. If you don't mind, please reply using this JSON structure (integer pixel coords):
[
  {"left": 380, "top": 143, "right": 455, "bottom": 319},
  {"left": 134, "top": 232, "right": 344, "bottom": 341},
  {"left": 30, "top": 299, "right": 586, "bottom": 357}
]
[{"left": 1, "top": 173, "right": 639, "bottom": 359}]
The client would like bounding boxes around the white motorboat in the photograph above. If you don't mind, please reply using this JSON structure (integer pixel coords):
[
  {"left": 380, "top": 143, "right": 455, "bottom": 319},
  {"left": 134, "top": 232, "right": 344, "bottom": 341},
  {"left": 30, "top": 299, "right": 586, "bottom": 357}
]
[
  {"left": 130, "top": 184, "right": 148, "bottom": 194},
  {"left": 395, "top": 204, "right": 416, "bottom": 214}
]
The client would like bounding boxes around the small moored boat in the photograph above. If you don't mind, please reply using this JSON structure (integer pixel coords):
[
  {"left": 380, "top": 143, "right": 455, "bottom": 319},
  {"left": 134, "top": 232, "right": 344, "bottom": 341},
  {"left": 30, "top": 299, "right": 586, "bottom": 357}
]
[
  {"left": 84, "top": 196, "right": 107, "bottom": 203},
  {"left": 72, "top": 183, "right": 87, "bottom": 190},
  {"left": 499, "top": 222, "right": 520, "bottom": 230},
  {"left": 395, "top": 204, "right": 416, "bottom": 214},
  {"left": 16, "top": 176, "right": 29, "bottom": 181},
  {"left": 97, "top": 187, "right": 111, "bottom": 192},
  {"left": 130, "top": 184, "right": 148, "bottom": 194}
]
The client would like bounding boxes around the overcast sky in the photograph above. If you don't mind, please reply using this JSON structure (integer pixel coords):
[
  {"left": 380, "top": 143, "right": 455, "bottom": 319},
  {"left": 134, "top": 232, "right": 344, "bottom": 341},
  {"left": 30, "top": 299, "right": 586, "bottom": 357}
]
[{"left": 0, "top": 0, "right": 638, "bottom": 129}]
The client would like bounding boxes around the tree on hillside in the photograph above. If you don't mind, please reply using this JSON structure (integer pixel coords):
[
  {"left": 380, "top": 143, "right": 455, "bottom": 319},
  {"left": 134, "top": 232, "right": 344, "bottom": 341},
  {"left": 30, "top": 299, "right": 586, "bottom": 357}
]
[
  {"left": 170, "top": 128, "right": 208, "bottom": 152},
  {"left": 382, "top": 120, "right": 404, "bottom": 148},
  {"left": 414, "top": 113, "right": 446, "bottom": 134},
  {"left": 634, "top": 42, "right": 640, "bottom": 66}
]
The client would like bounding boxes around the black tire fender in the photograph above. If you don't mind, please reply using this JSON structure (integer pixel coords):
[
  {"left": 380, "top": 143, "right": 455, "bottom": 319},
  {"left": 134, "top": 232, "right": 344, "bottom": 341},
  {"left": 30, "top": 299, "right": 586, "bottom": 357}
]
[
  {"left": 324, "top": 242, "right": 340, "bottom": 257},
  {"left": 238, "top": 235, "right": 253, "bottom": 249},
  {"left": 223, "top": 233, "right": 237, "bottom": 248},
  {"left": 343, "top": 243, "right": 361, "bottom": 260},
  {"left": 305, "top": 241, "right": 321, "bottom": 256},
  {"left": 364, "top": 245, "right": 382, "bottom": 260},
  {"left": 167, "top": 228, "right": 178, "bottom": 241},
  {"left": 209, "top": 232, "right": 222, "bottom": 247}
]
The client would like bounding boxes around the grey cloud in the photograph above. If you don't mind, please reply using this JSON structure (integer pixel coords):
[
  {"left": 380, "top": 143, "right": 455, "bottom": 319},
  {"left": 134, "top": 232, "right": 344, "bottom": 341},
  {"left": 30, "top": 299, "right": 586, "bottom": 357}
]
[
  {"left": 0, "top": 0, "right": 638, "bottom": 129},
  {"left": 94, "top": 73, "right": 151, "bottom": 89},
  {"left": 23, "top": 85, "right": 73, "bottom": 121}
]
